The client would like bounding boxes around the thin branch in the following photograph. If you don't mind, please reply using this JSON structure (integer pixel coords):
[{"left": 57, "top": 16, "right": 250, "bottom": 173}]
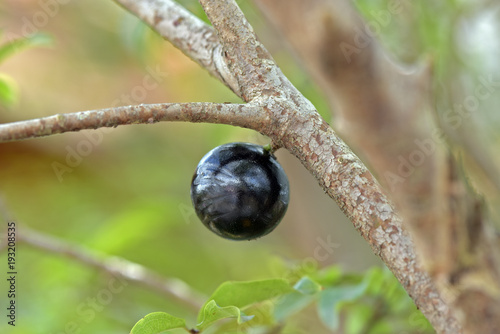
[
  {"left": 0, "top": 102, "right": 265, "bottom": 142},
  {"left": 14, "top": 226, "right": 206, "bottom": 310},
  {"left": 113, "top": 0, "right": 241, "bottom": 95}
]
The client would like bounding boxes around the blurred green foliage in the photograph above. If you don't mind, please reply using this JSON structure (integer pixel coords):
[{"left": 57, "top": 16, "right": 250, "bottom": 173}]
[
  {"left": 130, "top": 266, "right": 432, "bottom": 333},
  {"left": 0, "top": 32, "right": 52, "bottom": 109}
]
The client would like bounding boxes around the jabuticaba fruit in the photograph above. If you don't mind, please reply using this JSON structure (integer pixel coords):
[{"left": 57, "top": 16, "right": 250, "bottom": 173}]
[{"left": 191, "top": 143, "right": 289, "bottom": 240}]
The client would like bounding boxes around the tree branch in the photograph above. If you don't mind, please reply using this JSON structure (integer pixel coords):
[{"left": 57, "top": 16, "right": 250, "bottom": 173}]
[
  {"left": 11, "top": 226, "right": 206, "bottom": 310},
  {"left": 0, "top": 103, "right": 265, "bottom": 142}
]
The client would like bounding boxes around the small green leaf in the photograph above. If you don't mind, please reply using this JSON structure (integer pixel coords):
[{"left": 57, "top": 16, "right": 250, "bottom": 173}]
[
  {"left": 0, "top": 74, "right": 18, "bottom": 108},
  {"left": 130, "top": 312, "right": 186, "bottom": 334},
  {"left": 344, "top": 303, "right": 374, "bottom": 334},
  {"left": 318, "top": 282, "right": 369, "bottom": 330},
  {"left": 293, "top": 276, "right": 322, "bottom": 295},
  {"left": 0, "top": 33, "right": 53, "bottom": 63},
  {"left": 214, "top": 301, "right": 276, "bottom": 333},
  {"left": 198, "top": 279, "right": 293, "bottom": 324},
  {"left": 365, "top": 266, "right": 387, "bottom": 294},
  {"left": 369, "top": 320, "right": 394, "bottom": 334},
  {"left": 274, "top": 291, "right": 314, "bottom": 321},
  {"left": 197, "top": 300, "right": 253, "bottom": 331},
  {"left": 314, "top": 265, "right": 343, "bottom": 286},
  {"left": 273, "top": 276, "right": 321, "bottom": 321}
]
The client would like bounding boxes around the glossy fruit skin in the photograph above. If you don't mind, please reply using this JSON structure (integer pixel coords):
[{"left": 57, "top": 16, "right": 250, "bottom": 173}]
[{"left": 191, "top": 142, "right": 289, "bottom": 240}]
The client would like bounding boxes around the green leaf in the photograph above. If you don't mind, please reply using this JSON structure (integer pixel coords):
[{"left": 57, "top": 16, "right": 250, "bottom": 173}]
[
  {"left": 274, "top": 291, "right": 314, "bottom": 321},
  {"left": 273, "top": 276, "right": 321, "bottom": 321},
  {"left": 0, "top": 33, "right": 53, "bottom": 63},
  {"left": 208, "top": 279, "right": 293, "bottom": 308},
  {"left": 197, "top": 300, "right": 253, "bottom": 331},
  {"left": 198, "top": 279, "right": 293, "bottom": 324},
  {"left": 0, "top": 73, "right": 18, "bottom": 108},
  {"left": 344, "top": 303, "right": 375, "bottom": 334},
  {"left": 369, "top": 320, "right": 394, "bottom": 334},
  {"left": 293, "top": 276, "right": 322, "bottom": 295},
  {"left": 130, "top": 312, "right": 186, "bottom": 334},
  {"left": 314, "top": 265, "right": 343, "bottom": 286},
  {"left": 214, "top": 301, "right": 276, "bottom": 333},
  {"left": 317, "top": 281, "right": 369, "bottom": 330}
]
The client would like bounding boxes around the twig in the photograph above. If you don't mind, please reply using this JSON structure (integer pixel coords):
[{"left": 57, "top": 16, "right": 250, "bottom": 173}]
[
  {"left": 15, "top": 225, "right": 206, "bottom": 310},
  {"left": 0, "top": 102, "right": 265, "bottom": 142}
]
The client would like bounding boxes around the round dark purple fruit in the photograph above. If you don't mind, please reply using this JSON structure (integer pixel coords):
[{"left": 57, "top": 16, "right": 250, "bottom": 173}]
[{"left": 190, "top": 142, "right": 289, "bottom": 240}]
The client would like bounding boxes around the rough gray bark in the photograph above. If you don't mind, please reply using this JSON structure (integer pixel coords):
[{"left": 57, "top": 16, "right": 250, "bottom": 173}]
[{"left": 0, "top": 103, "right": 264, "bottom": 142}]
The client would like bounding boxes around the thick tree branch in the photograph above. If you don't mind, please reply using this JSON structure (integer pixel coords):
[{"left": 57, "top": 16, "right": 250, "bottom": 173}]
[
  {"left": 0, "top": 103, "right": 265, "bottom": 142},
  {"left": 10, "top": 226, "right": 206, "bottom": 310}
]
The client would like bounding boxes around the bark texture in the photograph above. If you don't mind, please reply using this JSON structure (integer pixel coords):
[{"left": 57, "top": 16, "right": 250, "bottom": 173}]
[{"left": 0, "top": 103, "right": 265, "bottom": 142}]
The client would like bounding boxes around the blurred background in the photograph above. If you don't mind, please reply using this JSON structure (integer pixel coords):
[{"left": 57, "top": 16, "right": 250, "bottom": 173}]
[
  {"left": 0, "top": 1, "right": 377, "bottom": 333},
  {"left": 0, "top": 0, "right": 499, "bottom": 333}
]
